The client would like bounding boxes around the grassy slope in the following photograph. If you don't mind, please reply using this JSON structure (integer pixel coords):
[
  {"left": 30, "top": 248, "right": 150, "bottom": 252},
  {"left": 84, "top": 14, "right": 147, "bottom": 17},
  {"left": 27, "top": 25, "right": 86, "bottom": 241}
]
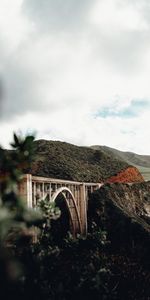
[
  {"left": 26, "top": 140, "right": 129, "bottom": 182},
  {"left": 91, "top": 145, "right": 150, "bottom": 181}
]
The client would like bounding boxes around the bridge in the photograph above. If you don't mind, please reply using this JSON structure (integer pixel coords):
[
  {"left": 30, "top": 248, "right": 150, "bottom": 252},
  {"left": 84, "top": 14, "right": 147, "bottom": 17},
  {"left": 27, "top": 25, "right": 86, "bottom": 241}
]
[{"left": 19, "top": 174, "right": 102, "bottom": 236}]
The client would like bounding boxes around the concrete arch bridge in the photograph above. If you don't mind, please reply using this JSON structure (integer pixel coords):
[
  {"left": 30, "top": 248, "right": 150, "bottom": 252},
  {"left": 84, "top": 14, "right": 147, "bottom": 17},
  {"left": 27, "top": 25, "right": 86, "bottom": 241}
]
[{"left": 19, "top": 174, "right": 102, "bottom": 236}]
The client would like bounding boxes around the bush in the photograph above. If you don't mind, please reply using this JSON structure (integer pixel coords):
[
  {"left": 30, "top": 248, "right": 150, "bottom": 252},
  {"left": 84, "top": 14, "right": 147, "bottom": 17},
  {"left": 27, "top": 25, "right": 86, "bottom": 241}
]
[{"left": 0, "top": 134, "right": 43, "bottom": 299}]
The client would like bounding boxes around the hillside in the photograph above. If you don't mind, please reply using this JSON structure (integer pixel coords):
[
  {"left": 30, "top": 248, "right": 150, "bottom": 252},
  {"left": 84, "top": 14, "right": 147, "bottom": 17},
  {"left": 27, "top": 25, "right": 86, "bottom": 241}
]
[
  {"left": 89, "top": 181, "right": 150, "bottom": 247},
  {"left": 25, "top": 139, "right": 132, "bottom": 182},
  {"left": 88, "top": 181, "right": 150, "bottom": 299},
  {"left": 91, "top": 145, "right": 150, "bottom": 181},
  {"left": 90, "top": 181, "right": 150, "bottom": 228}
]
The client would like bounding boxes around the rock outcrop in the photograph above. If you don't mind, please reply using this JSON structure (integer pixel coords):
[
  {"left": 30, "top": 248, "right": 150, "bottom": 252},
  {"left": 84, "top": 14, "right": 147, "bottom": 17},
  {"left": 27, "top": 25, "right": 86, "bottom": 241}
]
[
  {"left": 106, "top": 166, "right": 144, "bottom": 183},
  {"left": 88, "top": 181, "right": 150, "bottom": 247}
]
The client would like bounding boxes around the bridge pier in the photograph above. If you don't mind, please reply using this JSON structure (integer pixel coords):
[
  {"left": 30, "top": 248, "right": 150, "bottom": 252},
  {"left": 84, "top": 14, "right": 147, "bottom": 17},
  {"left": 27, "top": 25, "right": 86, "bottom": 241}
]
[
  {"left": 19, "top": 174, "right": 32, "bottom": 208},
  {"left": 80, "top": 184, "right": 87, "bottom": 235}
]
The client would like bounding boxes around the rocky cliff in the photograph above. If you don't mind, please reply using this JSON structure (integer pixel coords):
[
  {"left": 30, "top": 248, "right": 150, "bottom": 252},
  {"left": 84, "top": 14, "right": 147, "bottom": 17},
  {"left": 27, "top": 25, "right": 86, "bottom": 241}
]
[
  {"left": 88, "top": 181, "right": 150, "bottom": 247},
  {"left": 88, "top": 181, "right": 150, "bottom": 298}
]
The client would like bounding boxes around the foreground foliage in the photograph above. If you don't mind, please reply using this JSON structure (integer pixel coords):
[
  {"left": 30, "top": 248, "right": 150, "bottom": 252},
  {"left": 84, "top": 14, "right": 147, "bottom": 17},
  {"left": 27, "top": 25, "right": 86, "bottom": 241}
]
[
  {"left": 18, "top": 231, "right": 112, "bottom": 300},
  {"left": 0, "top": 134, "right": 43, "bottom": 298}
]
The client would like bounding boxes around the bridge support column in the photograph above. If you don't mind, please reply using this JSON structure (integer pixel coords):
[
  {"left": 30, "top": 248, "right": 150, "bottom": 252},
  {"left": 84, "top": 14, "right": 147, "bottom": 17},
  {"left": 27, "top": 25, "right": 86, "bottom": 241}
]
[
  {"left": 27, "top": 174, "right": 32, "bottom": 208},
  {"left": 19, "top": 174, "right": 32, "bottom": 208},
  {"left": 80, "top": 183, "right": 87, "bottom": 236}
]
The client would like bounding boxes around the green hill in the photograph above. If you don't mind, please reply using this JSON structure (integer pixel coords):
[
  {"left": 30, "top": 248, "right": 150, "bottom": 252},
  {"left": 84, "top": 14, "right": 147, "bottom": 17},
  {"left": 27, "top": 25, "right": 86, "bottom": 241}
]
[
  {"left": 91, "top": 145, "right": 150, "bottom": 181},
  {"left": 26, "top": 140, "right": 129, "bottom": 182}
]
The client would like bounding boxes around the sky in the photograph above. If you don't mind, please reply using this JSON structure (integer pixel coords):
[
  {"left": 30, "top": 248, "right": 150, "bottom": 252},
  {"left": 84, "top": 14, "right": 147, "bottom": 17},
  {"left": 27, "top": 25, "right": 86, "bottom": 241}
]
[{"left": 0, "top": 0, "right": 150, "bottom": 154}]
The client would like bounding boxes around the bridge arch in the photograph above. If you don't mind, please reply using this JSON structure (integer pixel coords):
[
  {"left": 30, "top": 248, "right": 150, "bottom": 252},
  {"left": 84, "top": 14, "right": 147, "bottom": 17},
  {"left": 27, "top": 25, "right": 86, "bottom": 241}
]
[{"left": 51, "top": 187, "right": 82, "bottom": 236}]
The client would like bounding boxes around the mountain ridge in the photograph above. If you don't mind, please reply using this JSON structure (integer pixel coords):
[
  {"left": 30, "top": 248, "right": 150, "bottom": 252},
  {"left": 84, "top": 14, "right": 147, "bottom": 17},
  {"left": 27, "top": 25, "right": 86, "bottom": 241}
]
[{"left": 23, "top": 139, "right": 144, "bottom": 183}]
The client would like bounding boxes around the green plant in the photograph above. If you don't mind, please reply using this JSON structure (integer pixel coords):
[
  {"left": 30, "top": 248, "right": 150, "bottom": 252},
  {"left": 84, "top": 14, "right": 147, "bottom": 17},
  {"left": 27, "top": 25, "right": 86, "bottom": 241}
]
[{"left": 0, "top": 134, "right": 43, "bottom": 299}]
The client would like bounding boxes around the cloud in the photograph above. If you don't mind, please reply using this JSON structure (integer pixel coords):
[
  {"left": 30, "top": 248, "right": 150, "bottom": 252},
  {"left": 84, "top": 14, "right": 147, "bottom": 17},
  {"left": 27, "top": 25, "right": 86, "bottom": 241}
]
[
  {"left": 95, "top": 99, "right": 150, "bottom": 118},
  {"left": 0, "top": 0, "right": 150, "bottom": 154},
  {"left": 23, "top": 0, "right": 94, "bottom": 33},
  {"left": 89, "top": 0, "right": 150, "bottom": 74}
]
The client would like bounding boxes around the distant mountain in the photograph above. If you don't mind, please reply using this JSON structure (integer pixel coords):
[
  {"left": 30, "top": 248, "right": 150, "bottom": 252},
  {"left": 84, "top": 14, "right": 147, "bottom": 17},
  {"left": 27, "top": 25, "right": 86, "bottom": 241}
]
[
  {"left": 26, "top": 140, "right": 131, "bottom": 183},
  {"left": 91, "top": 145, "right": 150, "bottom": 181}
]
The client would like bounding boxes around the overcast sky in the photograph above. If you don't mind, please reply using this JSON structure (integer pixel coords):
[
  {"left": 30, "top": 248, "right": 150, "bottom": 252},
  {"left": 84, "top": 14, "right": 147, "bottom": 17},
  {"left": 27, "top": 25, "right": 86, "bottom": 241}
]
[{"left": 0, "top": 0, "right": 150, "bottom": 154}]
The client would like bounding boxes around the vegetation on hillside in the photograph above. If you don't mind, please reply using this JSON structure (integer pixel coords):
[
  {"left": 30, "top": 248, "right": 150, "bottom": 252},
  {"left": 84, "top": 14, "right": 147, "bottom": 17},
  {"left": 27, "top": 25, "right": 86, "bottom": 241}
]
[{"left": 25, "top": 139, "right": 129, "bottom": 182}]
